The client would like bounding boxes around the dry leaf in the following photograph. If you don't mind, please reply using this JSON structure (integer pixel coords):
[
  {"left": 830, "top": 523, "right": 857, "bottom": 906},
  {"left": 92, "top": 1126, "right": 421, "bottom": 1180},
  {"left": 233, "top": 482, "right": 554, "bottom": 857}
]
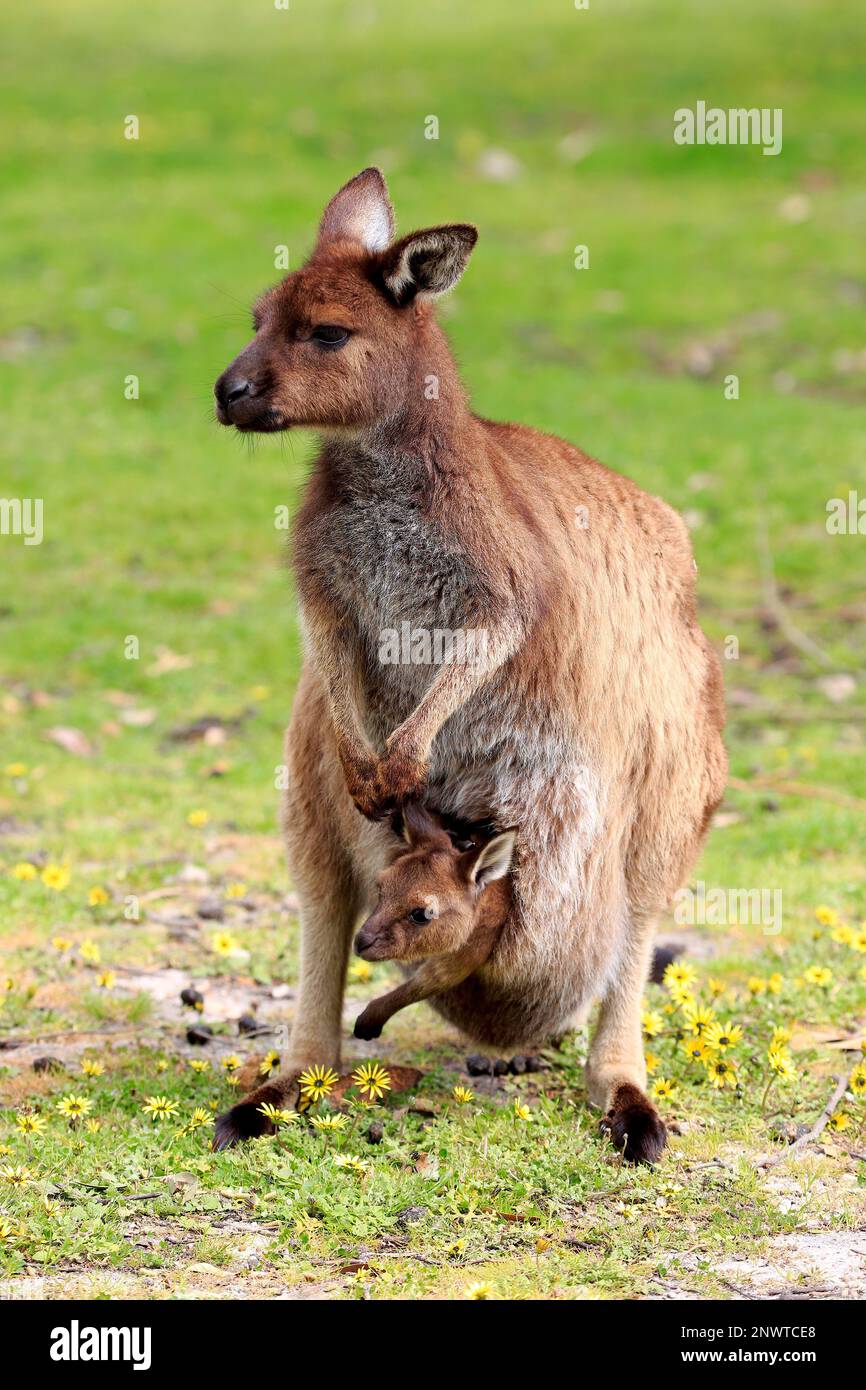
[{"left": 45, "top": 726, "right": 93, "bottom": 757}]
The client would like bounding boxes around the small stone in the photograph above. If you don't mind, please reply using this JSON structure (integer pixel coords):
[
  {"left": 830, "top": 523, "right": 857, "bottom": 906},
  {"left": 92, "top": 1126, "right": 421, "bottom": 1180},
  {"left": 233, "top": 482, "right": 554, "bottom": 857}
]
[
  {"left": 365, "top": 1122, "right": 384, "bottom": 1145},
  {"left": 186, "top": 1024, "right": 213, "bottom": 1046},
  {"left": 493, "top": 1058, "right": 510, "bottom": 1076},
  {"left": 32, "top": 1056, "right": 63, "bottom": 1074},
  {"left": 466, "top": 1054, "right": 492, "bottom": 1076},
  {"left": 237, "top": 1013, "right": 258, "bottom": 1035},
  {"left": 180, "top": 987, "right": 204, "bottom": 1009},
  {"left": 196, "top": 896, "right": 224, "bottom": 921}
]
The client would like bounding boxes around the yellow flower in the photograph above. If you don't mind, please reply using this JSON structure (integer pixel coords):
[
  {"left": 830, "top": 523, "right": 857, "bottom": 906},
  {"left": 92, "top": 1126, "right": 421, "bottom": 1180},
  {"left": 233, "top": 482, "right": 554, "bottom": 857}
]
[
  {"left": 351, "top": 1061, "right": 392, "bottom": 1102},
  {"left": 310, "top": 1113, "right": 347, "bottom": 1131},
  {"left": 770, "top": 1026, "right": 791, "bottom": 1049},
  {"left": 187, "top": 1108, "right": 214, "bottom": 1130},
  {"left": 707, "top": 977, "right": 726, "bottom": 998},
  {"left": 815, "top": 905, "right": 840, "bottom": 928},
  {"left": 668, "top": 983, "right": 696, "bottom": 1010},
  {"left": 0, "top": 1219, "right": 21, "bottom": 1245},
  {"left": 4, "top": 762, "right": 28, "bottom": 777},
  {"left": 645, "top": 1052, "right": 660, "bottom": 1075},
  {"left": 828, "top": 1111, "right": 850, "bottom": 1132},
  {"left": 452, "top": 1085, "right": 474, "bottom": 1104},
  {"left": 210, "top": 931, "right": 241, "bottom": 956},
  {"left": 706, "top": 1056, "right": 738, "bottom": 1089},
  {"left": 851, "top": 930, "right": 866, "bottom": 954},
  {"left": 746, "top": 976, "right": 766, "bottom": 996},
  {"left": 249, "top": 685, "right": 270, "bottom": 701},
  {"left": 663, "top": 961, "right": 697, "bottom": 993},
  {"left": 767, "top": 972, "right": 783, "bottom": 995},
  {"left": 464, "top": 1282, "right": 496, "bottom": 1300},
  {"left": 188, "top": 1058, "right": 209, "bottom": 1073},
  {"left": 642, "top": 1009, "right": 664, "bottom": 1038},
  {"left": 155, "top": 1058, "right": 169, "bottom": 1073},
  {"left": 79, "top": 940, "right": 101, "bottom": 964},
  {"left": 683, "top": 1002, "right": 716, "bottom": 1038},
  {"left": 333, "top": 1154, "right": 369, "bottom": 1176},
  {"left": 768, "top": 1047, "right": 796, "bottom": 1081},
  {"left": 221, "top": 1054, "right": 241, "bottom": 1073},
  {"left": 142, "top": 1095, "right": 179, "bottom": 1122},
  {"left": 41, "top": 863, "right": 70, "bottom": 891},
  {"left": 85, "top": 1118, "right": 101, "bottom": 1133},
  {"left": 0, "top": 1165, "right": 34, "bottom": 1187},
  {"left": 225, "top": 881, "right": 247, "bottom": 898},
  {"left": 256, "top": 1102, "right": 297, "bottom": 1127},
  {"left": 704, "top": 1020, "right": 743, "bottom": 1051},
  {"left": 88, "top": 885, "right": 109, "bottom": 906},
  {"left": 15, "top": 1113, "right": 46, "bottom": 1136},
  {"left": 803, "top": 964, "right": 833, "bottom": 989},
  {"left": 681, "top": 1037, "right": 710, "bottom": 1064},
  {"left": 57, "top": 1094, "right": 92, "bottom": 1119},
  {"left": 652, "top": 1078, "right": 676, "bottom": 1101},
  {"left": 850, "top": 1063, "right": 866, "bottom": 1098},
  {"left": 349, "top": 959, "right": 374, "bottom": 983},
  {"left": 258, "top": 1050, "right": 280, "bottom": 1077},
  {"left": 96, "top": 970, "right": 116, "bottom": 989},
  {"left": 513, "top": 1099, "right": 532, "bottom": 1121},
  {"left": 11, "top": 861, "right": 37, "bottom": 880},
  {"left": 831, "top": 924, "right": 855, "bottom": 946},
  {"left": 299, "top": 1065, "right": 339, "bottom": 1103},
  {"left": 187, "top": 809, "right": 209, "bottom": 827},
  {"left": 51, "top": 935, "right": 73, "bottom": 952},
  {"left": 81, "top": 1059, "right": 105, "bottom": 1077}
]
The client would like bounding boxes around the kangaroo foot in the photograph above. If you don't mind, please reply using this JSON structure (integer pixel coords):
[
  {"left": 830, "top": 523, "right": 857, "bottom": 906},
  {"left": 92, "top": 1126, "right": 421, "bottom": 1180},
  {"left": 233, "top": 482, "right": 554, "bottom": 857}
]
[
  {"left": 353, "top": 1005, "right": 385, "bottom": 1041},
  {"left": 600, "top": 1082, "right": 667, "bottom": 1166}
]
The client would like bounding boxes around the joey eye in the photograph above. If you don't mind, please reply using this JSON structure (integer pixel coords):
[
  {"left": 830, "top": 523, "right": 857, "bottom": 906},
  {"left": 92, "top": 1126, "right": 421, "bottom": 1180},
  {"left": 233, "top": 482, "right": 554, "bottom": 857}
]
[
  {"left": 409, "top": 906, "right": 434, "bottom": 925},
  {"left": 311, "top": 325, "right": 350, "bottom": 347}
]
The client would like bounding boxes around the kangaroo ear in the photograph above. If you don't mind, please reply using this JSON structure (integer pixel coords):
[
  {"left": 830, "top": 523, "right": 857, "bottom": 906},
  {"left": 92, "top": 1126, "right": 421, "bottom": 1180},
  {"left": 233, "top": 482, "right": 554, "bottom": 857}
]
[
  {"left": 318, "top": 168, "right": 394, "bottom": 253},
  {"left": 381, "top": 224, "right": 477, "bottom": 305},
  {"left": 464, "top": 830, "right": 515, "bottom": 889},
  {"left": 401, "top": 799, "right": 449, "bottom": 849}
]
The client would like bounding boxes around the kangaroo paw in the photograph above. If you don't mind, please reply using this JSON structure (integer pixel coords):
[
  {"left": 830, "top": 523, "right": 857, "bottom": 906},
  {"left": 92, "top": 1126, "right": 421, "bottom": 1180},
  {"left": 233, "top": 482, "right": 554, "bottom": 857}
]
[
  {"left": 212, "top": 1077, "right": 298, "bottom": 1151},
  {"left": 600, "top": 1082, "right": 667, "bottom": 1166},
  {"left": 353, "top": 1008, "right": 384, "bottom": 1041}
]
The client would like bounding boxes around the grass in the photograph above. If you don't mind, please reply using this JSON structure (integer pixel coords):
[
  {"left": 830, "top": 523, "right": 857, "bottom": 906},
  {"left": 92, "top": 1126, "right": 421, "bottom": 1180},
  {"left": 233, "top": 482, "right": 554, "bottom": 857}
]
[{"left": 1, "top": 0, "right": 865, "bottom": 1299}]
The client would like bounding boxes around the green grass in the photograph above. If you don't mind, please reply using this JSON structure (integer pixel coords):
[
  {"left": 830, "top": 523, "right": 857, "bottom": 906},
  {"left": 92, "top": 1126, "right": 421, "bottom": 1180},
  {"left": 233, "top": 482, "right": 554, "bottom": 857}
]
[{"left": 1, "top": 0, "right": 865, "bottom": 1299}]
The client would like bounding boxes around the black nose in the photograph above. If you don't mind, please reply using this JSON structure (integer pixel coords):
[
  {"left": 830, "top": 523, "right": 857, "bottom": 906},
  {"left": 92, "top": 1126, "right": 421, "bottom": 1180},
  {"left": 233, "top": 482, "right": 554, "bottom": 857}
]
[
  {"left": 215, "top": 375, "right": 253, "bottom": 410},
  {"left": 354, "top": 929, "right": 375, "bottom": 957}
]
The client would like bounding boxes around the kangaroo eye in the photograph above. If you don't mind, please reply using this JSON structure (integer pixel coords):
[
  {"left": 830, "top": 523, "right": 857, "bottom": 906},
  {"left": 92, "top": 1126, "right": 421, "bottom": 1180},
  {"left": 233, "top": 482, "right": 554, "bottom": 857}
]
[
  {"left": 311, "top": 325, "right": 350, "bottom": 347},
  {"left": 409, "top": 906, "right": 434, "bottom": 925}
]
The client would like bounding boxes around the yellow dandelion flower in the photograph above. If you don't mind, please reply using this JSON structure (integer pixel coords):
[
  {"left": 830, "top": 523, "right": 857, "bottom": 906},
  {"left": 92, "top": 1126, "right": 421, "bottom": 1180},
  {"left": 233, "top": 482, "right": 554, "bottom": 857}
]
[
  {"left": 81, "top": 1059, "right": 104, "bottom": 1077},
  {"left": 155, "top": 1058, "right": 169, "bottom": 1073},
  {"left": 746, "top": 976, "right": 767, "bottom": 996},
  {"left": 452, "top": 1085, "right": 474, "bottom": 1104},
  {"left": 645, "top": 1052, "right": 660, "bottom": 1075},
  {"left": 249, "top": 685, "right": 270, "bottom": 701},
  {"left": 464, "top": 1282, "right": 496, "bottom": 1300},
  {"left": 513, "top": 1099, "right": 532, "bottom": 1121},
  {"left": 187, "top": 1108, "right": 214, "bottom": 1130},
  {"left": 663, "top": 961, "right": 697, "bottom": 992},
  {"left": 767, "top": 972, "right": 783, "bottom": 995},
  {"left": 188, "top": 1058, "right": 209, "bottom": 1073},
  {"left": 298, "top": 1064, "right": 340, "bottom": 1103},
  {"left": 706, "top": 1056, "right": 738, "bottom": 1089},
  {"left": 681, "top": 1037, "right": 710, "bottom": 1064},
  {"left": 333, "top": 1154, "right": 370, "bottom": 1176},
  {"left": 310, "top": 1113, "right": 347, "bottom": 1132},
  {"left": 828, "top": 1111, "right": 850, "bottom": 1132},
  {"left": 803, "top": 964, "right": 833, "bottom": 989},
  {"left": 4, "top": 762, "right": 28, "bottom": 777},
  {"left": 15, "top": 1113, "right": 46, "bottom": 1136},
  {"left": 142, "top": 1095, "right": 179, "bottom": 1121},
  {"left": 57, "top": 1094, "right": 92, "bottom": 1119},
  {"left": 0, "top": 1219, "right": 21, "bottom": 1245},
  {"left": 815, "top": 905, "right": 840, "bottom": 928},
  {"left": 87, "top": 885, "right": 109, "bottom": 906},
  {"left": 256, "top": 1102, "right": 297, "bottom": 1127},
  {"left": 79, "top": 940, "right": 101, "bottom": 964},
  {"left": 95, "top": 970, "right": 116, "bottom": 989},
  {"left": 851, "top": 930, "right": 866, "bottom": 954},
  {"left": 221, "top": 1054, "right": 241, "bottom": 1073},
  {"left": 210, "top": 931, "right": 241, "bottom": 956},
  {"left": 187, "top": 809, "right": 209, "bottom": 827},
  {"left": 704, "top": 1020, "right": 743, "bottom": 1051},
  {"left": 85, "top": 1118, "right": 101, "bottom": 1133},
  {"left": 11, "top": 861, "right": 37, "bottom": 881},
  {"left": 225, "top": 881, "right": 247, "bottom": 898},
  {"left": 849, "top": 1063, "right": 866, "bottom": 1098},
  {"left": 349, "top": 959, "right": 374, "bottom": 983},
  {"left": 642, "top": 1009, "right": 664, "bottom": 1038},
  {"left": 707, "top": 977, "right": 726, "bottom": 998},
  {"left": 768, "top": 1047, "right": 796, "bottom": 1081},
  {"left": 258, "top": 1050, "right": 280, "bottom": 1077},
  {"left": 668, "top": 982, "right": 696, "bottom": 1010},
  {"left": 41, "top": 863, "right": 70, "bottom": 891},
  {"left": 0, "top": 1165, "right": 34, "bottom": 1187},
  {"left": 652, "top": 1078, "right": 676, "bottom": 1101},
  {"left": 351, "top": 1061, "right": 392, "bottom": 1102},
  {"left": 831, "top": 924, "right": 855, "bottom": 946},
  {"left": 683, "top": 1002, "right": 716, "bottom": 1037},
  {"left": 51, "top": 935, "right": 73, "bottom": 952}
]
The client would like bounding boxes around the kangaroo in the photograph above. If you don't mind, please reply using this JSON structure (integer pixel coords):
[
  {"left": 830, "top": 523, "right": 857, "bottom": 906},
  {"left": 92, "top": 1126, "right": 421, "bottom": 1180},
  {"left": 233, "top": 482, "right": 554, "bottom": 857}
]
[
  {"left": 352, "top": 800, "right": 514, "bottom": 1041},
  {"left": 211, "top": 168, "right": 727, "bottom": 1162}
]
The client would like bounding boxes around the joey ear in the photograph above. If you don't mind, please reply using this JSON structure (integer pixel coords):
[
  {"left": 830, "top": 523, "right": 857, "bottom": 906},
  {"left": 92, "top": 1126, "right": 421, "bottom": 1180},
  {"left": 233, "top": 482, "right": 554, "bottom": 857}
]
[
  {"left": 401, "top": 798, "right": 449, "bottom": 849},
  {"left": 381, "top": 224, "right": 478, "bottom": 305},
  {"left": 464, "top": 830, "right": 516, "bottom": 889},
  {"left": 318, "top": 167, "right": 395, "bottom": 253}
]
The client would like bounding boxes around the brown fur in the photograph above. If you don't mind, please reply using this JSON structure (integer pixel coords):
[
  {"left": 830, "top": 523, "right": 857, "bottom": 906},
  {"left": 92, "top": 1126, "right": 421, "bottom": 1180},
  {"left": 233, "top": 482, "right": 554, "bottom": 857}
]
[{"left": 212, "top": 169, "right": 726, "bottom": 1163}]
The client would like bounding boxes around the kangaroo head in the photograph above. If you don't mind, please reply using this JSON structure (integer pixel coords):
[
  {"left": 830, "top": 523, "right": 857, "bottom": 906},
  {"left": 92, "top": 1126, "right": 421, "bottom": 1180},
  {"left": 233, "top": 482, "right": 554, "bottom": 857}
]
[
  {"left": 214, "top": 168, "right": 477, "bottom": 433},
  {"left": 354, "top": 801, "right": 515, "bottom": 963}
]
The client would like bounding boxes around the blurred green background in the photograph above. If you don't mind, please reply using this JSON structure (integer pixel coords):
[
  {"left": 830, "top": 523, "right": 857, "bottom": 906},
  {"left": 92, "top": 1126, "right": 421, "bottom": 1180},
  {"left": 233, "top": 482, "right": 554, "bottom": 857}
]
[{"left": 1, "top": 0, "right": 864, "bottom": 875}]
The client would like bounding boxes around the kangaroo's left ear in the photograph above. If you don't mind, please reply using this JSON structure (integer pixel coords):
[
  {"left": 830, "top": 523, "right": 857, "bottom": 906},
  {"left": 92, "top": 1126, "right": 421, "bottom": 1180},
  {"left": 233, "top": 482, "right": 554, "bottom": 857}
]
[
  {"left": 463, "top": 830, "right": 516, "bottom": 889},
  {"left": 381, "top": 224, "right": 478, "bottom": 305}
]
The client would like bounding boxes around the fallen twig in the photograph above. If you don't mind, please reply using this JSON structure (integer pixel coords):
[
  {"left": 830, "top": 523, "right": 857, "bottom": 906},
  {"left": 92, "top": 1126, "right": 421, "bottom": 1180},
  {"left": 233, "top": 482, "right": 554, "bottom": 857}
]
[{"left": 761, "top": 1074, "right": 850, "bottom": 1169}]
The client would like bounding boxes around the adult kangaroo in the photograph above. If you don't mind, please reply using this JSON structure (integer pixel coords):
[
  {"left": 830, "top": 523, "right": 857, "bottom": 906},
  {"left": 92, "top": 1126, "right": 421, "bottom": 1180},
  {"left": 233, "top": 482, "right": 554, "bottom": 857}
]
[{"left": 212, "top": 169, "right": 727, "bottom": 1161}]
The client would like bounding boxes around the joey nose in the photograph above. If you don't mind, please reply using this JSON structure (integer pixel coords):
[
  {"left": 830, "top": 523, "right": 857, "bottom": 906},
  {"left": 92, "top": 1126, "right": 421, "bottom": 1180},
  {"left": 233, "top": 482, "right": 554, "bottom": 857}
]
[{"left": 216, "top": 376, "right": 253, "bottom": 409}]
